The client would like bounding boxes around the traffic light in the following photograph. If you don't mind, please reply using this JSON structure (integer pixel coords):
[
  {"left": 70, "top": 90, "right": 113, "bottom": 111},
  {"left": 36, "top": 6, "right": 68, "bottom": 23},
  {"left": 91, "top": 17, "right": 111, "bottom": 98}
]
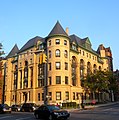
[
  {"left": 39, "top": 53, "right": 43, "bottom": 64},
  {"left": 42, "top": 53, "right": 47, "bottom": 63}
]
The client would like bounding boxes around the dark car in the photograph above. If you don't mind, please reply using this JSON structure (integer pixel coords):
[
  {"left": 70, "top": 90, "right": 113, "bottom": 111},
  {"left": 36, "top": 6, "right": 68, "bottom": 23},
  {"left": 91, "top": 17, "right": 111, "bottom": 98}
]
[
  {"left": 34, "top": 104, "right": 70, "bottom": 120},
  {"left": 11, "top": 104, "right": 21, "bottom": 112},
  {"left": 0, "top": 104, "right": 11, "bottom": 113},
  {"left": 20, "top": 103, "right": 38, "bottom": 112}
]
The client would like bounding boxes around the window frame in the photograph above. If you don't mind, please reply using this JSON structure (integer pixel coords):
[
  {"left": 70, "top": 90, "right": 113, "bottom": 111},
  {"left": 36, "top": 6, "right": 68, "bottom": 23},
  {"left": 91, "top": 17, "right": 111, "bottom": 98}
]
[
  {"left": 64, "top": 40, "right": 67, "bottom": 45},
  {"left": 55, "top": 62, "right": 61, "bottom": 70},
  {"left": 56, "top": 76, "right": 61, "bottom": 84},
  {"left": 55, "top": 39, "right": 60, "bottom": 45},
  {"left": 56, "top": 92, "right": 61, "bottom": 100},
  {"left": 64, "top": 50, "right": 68, "bottom": 58},
  {"left": 55, "top": 49, "right": 60, "bottom": 57},
  {"left": 65, "top": 62, "right": 68, "bottom": 70}
]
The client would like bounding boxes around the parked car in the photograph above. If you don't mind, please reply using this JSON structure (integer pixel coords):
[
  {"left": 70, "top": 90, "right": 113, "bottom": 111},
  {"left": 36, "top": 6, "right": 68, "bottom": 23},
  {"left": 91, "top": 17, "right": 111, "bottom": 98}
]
[
  {"left": 11, "top": 104, "right": 21, "bottom": 112},
  {"left": 0, "top": 104, "right": 11, "bottom": 113},
  {"left": 20, "top": 103, "right": 38, "bottom": 112},
  {"left": 34, "top": 104, "right": 70, "bottom": 120}
]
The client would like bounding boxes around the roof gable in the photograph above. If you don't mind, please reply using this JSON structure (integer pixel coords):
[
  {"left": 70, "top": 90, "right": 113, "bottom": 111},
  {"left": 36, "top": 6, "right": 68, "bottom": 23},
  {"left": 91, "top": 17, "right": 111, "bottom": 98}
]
[
  {"left": 6, "top": 44, "right": 19, "bottom": 58},
  {"left": 81, "top": 37, "right": 92, "bottom": 50},
  {"left": 69, "top": 34, "right": 82, "bottom": 45}
]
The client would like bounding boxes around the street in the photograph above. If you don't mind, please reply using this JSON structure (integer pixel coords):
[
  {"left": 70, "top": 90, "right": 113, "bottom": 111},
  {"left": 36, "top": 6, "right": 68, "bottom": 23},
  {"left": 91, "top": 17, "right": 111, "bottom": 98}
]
[{"left": 0, "top": 102, "right": 119, "bottom": 120}]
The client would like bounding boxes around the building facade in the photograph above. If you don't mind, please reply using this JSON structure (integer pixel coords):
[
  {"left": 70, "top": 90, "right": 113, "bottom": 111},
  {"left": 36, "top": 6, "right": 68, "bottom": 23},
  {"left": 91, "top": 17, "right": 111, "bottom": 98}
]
[{"left": 2, "top": 21, "right": 113, "bottom": 106}]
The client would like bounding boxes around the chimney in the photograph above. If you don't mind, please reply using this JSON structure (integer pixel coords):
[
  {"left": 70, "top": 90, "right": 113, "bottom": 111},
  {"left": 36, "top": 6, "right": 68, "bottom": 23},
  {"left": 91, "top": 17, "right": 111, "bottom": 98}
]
[{"left": 65, "top": 27, "right": 69, "bottom": 35}]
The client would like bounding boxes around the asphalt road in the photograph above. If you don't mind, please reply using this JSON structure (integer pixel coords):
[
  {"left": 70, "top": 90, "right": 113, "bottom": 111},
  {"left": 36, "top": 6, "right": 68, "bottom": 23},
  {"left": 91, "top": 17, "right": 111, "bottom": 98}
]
[
  {"left": 0, "top": 102, "right": 119, "bottom": 120},
  {"left": 70, "top": 102, "right": 119, "bottom": 120}
]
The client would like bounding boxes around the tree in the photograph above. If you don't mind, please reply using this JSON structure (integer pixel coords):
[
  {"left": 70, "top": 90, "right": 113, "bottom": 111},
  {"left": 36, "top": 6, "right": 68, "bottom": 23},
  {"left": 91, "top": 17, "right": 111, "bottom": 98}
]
[{"left": 81, "top": 70, "right": 113, "bottom": 101}]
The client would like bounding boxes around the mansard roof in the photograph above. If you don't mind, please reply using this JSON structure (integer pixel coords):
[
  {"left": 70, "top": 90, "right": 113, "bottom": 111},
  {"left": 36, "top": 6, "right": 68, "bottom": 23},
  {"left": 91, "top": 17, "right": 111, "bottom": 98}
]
[
  {"left": 6, "top": 44, "right": 19, "bottom": 58},
  {"left": 48, "top": 21, "right": 68, "bottom": 37},
  {"left": 19, "top": 36, "right": 43, "bottom": 53}
]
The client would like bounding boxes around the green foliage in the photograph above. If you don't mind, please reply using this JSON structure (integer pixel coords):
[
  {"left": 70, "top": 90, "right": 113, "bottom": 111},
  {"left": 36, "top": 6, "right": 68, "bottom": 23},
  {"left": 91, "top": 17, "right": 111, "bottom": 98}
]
[{"left": 82, "top": 70, "right": 116, "bottom": 93}]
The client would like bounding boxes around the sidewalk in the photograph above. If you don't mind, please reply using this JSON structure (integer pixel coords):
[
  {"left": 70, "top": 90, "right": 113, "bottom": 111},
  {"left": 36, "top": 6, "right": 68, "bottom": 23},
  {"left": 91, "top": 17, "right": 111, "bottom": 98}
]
[{"left": 66, "top": 101, "right": 118, "bottom": 112}]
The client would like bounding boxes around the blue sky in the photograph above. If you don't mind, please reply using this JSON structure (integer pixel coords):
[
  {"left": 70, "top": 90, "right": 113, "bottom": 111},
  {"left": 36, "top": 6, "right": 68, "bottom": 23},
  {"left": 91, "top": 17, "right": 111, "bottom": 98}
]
[{"left": 0, "top": 0, "right": 119, "bottom": 70}]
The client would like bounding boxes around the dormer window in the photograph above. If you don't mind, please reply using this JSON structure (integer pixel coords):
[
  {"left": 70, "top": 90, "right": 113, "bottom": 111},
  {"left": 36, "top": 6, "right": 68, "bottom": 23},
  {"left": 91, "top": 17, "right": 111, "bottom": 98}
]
[{"left": 72, "top": 44, "right": 77, "bottom": 51}]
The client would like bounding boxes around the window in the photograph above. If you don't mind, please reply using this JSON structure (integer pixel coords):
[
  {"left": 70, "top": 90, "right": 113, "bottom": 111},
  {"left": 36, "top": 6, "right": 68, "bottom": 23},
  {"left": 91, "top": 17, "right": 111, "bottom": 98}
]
[
  {"left": 73, "top": 92, "right": 75, "bottom": 100},
  {"left": 72, "top": 44, "right": 77, "bottom": 51},
  {"left": 49, "top": 77, "right": 52, "bottom": 85},
  {"left": 30, "top": 49, "right": 33, "bottom": 54},
  {"left": 64, "top": 50, "right": 68, "bottom": 58},
  {"left": 64, "top": 40, "right": 67, "bottom": 45},
  {"left": 42, "top": 93, "right": 44, "bottom": 101},
  {"left": 49, "top": 63, "right": 51, "bottom": 70},
  {"left": 56, "top": 62, "right": 61, "bottom": 70},
  {"left": 65, "top": 91, "right": 69, "bottom": 100},
  {"left": 79, "top": 50, "right": 81, "bottom": 54},
  {"left": 38, "top": 64, "right": 44, "bottom": 76},
  {"left": 20, "top": 70, "right": 22, "bottom": 88},
  {"left": 56, "top": 92, "right": 61, "bottom": 100},
  {"left": 30, "top": 67, "right": 33, "bottom": 88},
  {"left": 55, "top": 39, "right": 60, "bottom": 44},
  {"left": 55, "top": 49, "right": 60, "bottom": 57},
  {"left": 30, "top": 59, "right": 32, "bottom": 64},
  {"left": 65, "top": 62, "right": 68, "bottom": 70},
  {"left": 93, "top": 56, "right": 94, "bottom": 60},
  {"left": 48, "top": 92, "right": 52, "bottom": 100},
  {"left": 20, "top": 62, "right": 22, "bottom": 67},
  {"left": 49, "top": 50, "right": 51, "bottom": 58},
  {"left": 87, "top": 53, "right": 88, "bottom": 57},
  {"left": 56, "top": 76, "right": 61, "bottom": 84},
  {"left": 83, "top": 51, "right": 85, "bottom": 56},
  {"left": 38, "top": 93, "right": 40, "bottom": 101},
  {"left": 38, "top": 79, "right": 44, "bottom": 87},
  {"left": 65, "top": 76, "right": 68, "bottom": 84},
  {"left": 20, "top": 55, "right": 22, "bottom": 59},
  {"left": 49, "top": 40, "right": 51, "bottom": 46},
  {"left": 89, "top": 54, "right": 91, "bottom": 58},
  {"left": 76, "top": 93, "right": 79, "bottom": 100}
]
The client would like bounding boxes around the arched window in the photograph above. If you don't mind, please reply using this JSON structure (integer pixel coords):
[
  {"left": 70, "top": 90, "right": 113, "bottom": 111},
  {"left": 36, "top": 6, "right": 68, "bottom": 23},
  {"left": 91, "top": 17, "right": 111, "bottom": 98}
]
[
  {"left": 55, "top": 49, "right": 60, "bottom": 57},
  {"left": 93, "top": 64, "right": 97, "bottom": 73},
  {"left": 87, "top": 62, "right": 91, "bottom": 74},
  {"left": 80, "top": 59, "right": 84, "bottom": 79},
  {"left": 99, "top": 66, "right": 101, "bottom": 71},
  {"left": 64, "top": 50, "right": 68, "bottom": 58}
]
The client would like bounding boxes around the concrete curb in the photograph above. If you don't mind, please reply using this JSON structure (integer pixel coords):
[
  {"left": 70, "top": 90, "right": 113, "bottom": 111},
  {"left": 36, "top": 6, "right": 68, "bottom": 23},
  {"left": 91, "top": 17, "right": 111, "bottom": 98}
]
[{"left": 66, "top": 102, "right": 118, "bottom": 112}]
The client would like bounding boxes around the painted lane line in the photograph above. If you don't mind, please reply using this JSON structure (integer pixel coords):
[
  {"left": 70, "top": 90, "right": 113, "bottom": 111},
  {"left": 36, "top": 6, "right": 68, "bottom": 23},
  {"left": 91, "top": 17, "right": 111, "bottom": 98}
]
[
  {"left": 102, "top": 108, "right": 113, "bottom": 111},
  {"left": 16, "top": 117, "right": 33, "bottom": 120},
  {"left": 0, "top": 116, "right": 13, "bottom": 119}
]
